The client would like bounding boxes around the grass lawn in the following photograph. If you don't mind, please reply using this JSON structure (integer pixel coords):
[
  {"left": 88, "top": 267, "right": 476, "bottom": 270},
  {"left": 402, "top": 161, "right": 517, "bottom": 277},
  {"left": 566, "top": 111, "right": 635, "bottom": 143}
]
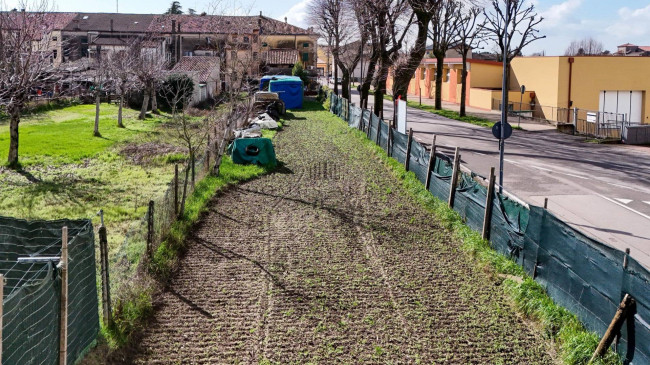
[{"left": 0, "top": 103, "right": 185, "bottom": 266}]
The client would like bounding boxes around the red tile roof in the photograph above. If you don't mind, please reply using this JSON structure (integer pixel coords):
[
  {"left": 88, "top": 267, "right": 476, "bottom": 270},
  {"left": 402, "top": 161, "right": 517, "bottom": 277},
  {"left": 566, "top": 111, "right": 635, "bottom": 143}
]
[
  {"left": 170, "top": 56, "right": 220, "bottom": 83},
  {"left": 263, "top": 49, "right": 298, "bottom": 65}
]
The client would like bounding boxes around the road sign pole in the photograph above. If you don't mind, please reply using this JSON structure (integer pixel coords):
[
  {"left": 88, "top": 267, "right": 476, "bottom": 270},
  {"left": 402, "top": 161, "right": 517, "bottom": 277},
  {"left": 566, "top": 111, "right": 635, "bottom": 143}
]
[{"left": 499, "top": 0, "right": 510, "bottom": 194}]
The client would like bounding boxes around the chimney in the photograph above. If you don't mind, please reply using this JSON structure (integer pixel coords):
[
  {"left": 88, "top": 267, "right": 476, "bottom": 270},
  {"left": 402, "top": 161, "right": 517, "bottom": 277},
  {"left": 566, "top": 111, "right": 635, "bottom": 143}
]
[
  {"left": 110, "top": 19, "right": 114, "bottom": 32},
  {"left": 177, "top": 22, "right": 181, "bottom": 32},
  {"left": 20, "top": 8, "right": 25, "bottom": 12},
  {"left": 171, "top": 19, "right": 176, "bottom": 34},
  {"left": 284, "top": 17, "right": 287, "bottom": 23},
  {"left": 259, "top": 11, "right": 262, "bottom": 16}
]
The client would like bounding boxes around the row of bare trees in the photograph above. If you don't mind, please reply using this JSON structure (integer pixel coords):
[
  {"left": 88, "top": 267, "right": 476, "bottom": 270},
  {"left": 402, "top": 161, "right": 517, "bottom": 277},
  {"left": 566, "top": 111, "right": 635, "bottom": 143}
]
[{"left": 310, "top": 0, "right": 545, "bottom": 118}]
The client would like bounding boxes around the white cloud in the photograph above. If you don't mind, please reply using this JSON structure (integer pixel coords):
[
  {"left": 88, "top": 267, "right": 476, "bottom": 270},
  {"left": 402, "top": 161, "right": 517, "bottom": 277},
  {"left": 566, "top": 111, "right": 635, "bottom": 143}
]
[
  {"left": 281, "top": 0, "right": 310, "bottom": 29},
  {"left": 605, "top": 4, "right": 650, "bottom": 40},
  {"left": 540, "top": 0, "right": 583, "bottom": 27}
]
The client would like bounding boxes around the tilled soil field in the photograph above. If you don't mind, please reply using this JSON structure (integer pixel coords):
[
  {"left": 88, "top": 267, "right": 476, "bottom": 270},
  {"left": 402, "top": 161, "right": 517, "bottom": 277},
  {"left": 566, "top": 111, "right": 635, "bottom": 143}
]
[{"left": 130, "top": 104, "right": 552, "bottom": 364}]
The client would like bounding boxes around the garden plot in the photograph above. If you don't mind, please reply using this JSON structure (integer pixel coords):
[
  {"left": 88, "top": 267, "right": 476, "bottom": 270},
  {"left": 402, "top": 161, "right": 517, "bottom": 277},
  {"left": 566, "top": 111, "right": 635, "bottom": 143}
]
[{"left": 130, "top": 105, "right": 552, "bottom": 364}]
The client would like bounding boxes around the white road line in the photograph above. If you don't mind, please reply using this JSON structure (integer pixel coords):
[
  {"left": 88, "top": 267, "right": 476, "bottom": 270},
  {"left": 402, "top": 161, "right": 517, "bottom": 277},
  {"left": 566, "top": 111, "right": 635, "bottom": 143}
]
[
  {"left": 563, "top": 173, "right": 589, "bottom": 180},
  {"left": 614, "top": 198, "right": 633, "bottom": 205},
  {"left": 475, "top": 152, "right": 487, "bottom": 156},
  {"left": 530, "top": 165, "right": 554, "bottom": 172},
  {"left": 504, "top": 158, "right": 519, "bottom": 164},
  {"left": 597, "top": 194, "right": 650, "bottom": 221},
  {"left": 607, "top": 182, "right": 642, "bottom": 191},
  {"left": 644, "top": 201, "right": 650, "bottom": 206}
]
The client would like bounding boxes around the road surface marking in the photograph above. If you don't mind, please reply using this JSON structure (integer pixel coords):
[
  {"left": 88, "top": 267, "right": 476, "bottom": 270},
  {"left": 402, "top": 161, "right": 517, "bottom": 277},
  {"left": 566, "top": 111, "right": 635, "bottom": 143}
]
[
  {"left": 597, "top": 194, "right": 650, "bottom": 222},
  {"left": 644, "top": 201, "right": 650, "bottom": 206},
  {"left": 475, "top": 152, "right": 487, "bottom": 156},
  {"left": 615, "top": 198, "right": 633, "bottom": 205},
  {"left": 530, "top": 165, "right": 553, "bottom": 172},
  {"left": 504, "top": 158, "right": 520, "bottom": 164},
  {"left": 563, "top": 173, "right": 589, "bottom": 180}
]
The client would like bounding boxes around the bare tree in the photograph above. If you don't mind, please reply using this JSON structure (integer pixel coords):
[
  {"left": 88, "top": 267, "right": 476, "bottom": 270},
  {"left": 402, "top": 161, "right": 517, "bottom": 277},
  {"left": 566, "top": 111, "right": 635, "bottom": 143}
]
[
  {"left": 132, "top": 38, "right": 167, "bottom": 120},
  {"left": 391, "top": 0, "right": 439, "bottom": 102},
  {"left": 106, "top": 47, "right": 137, "bottom": 128},
  {"left": 564, "top": 37, "right": 604, "bottom": 56},
  {"left": 481, "top": 0, "right": 543, "bottom": 116},
  {"left": 371, "top": 0, "right": 413, "bottom": 117},
  {"left": 428, "top": 0, "right": 460, "bottom": 110},
  {"left": 0, "top": 2, "right": 58, "bottom": 168},
  {"left": 454, "top": 2, "right": 485, "bottom": 117},
  {"left": 91, "top": 54, "right": 110, "bottom": 137},
  {"left": 352, "top": 0, "right": 380, "bottom": 109}
]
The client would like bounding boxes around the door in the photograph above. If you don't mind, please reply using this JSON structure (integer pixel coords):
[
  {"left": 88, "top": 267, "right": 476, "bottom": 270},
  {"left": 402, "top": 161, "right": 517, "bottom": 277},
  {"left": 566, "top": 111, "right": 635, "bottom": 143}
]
[{"left": 599, "top": 90, "right": 643, "bottom": 124}]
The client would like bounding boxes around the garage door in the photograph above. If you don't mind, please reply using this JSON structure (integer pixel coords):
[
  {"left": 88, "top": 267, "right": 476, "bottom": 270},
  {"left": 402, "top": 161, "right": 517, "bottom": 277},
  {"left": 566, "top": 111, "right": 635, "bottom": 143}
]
[{"left": 599, "top": 90, "right": 643, "bottom": 124}]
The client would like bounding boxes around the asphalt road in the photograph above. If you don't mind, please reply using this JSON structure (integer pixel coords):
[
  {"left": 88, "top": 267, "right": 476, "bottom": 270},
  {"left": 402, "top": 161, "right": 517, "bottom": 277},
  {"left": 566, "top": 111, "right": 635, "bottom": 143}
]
[{"left": 348, "top": 91, "right": 650, "bottom": 269}]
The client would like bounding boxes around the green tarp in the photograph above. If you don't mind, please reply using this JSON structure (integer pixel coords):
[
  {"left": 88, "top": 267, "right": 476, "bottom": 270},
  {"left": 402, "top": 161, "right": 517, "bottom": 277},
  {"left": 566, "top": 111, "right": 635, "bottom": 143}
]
[
  {"left": 328, "top": 93, "right": 650, "bottom": 364},
  {"left": 229, "top": 138, "right": 277, "bottom": 167}
]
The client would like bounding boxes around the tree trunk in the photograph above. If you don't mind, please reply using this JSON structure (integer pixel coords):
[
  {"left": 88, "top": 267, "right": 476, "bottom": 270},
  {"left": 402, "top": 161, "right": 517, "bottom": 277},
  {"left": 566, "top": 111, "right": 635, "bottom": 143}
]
[
  {"left": 360, "top": 56, "right": 378, "bottom": 109},
  {"left": 373, "top": 59, "right": 390, "bottom": 117},
  {"left": 7, "top": 110, "right": 20, "bottom": 168},
  {"left": 139, "top": 90, "right": 150, "bottom": 120},
  {"left": 392, "top": 13, "right": 431, "bottom": 102},
  {"left": 435, "top": 53, "right": 444, "bottom": 110},
  {"left": 333, "top": 61, "right": 339, "bottom": 95},
  {"left": 117, "top": 95, "right": 125, "bottom": 128},
  {"left": 94, "top": 94, "right": 101, "bottom": 137},
  {"left": 340, "top": 66, "right": 350, "bottom": 100},
  {"left": 460, "top": 56, "right": 468, "bottom": 117},
  {"left": 151, "top": 87, "right": 159, "bottom": 114},
  {"left": 179, "top": 161, "right": 190, "bottom": 218}
]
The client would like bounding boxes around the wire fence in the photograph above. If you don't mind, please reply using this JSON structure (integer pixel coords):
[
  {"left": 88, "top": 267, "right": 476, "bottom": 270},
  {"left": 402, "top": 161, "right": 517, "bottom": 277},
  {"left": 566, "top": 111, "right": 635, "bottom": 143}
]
[
  {"left": 332, "top": 93, "right": 650, "bottom": 364},
  {"left": 0, "top": 217, "right": 98, "bottom": 365}
]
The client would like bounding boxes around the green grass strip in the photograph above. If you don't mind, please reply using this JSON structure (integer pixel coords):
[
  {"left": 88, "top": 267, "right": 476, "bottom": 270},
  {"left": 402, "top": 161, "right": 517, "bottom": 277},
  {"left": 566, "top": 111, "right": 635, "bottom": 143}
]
[{"left": 326, "top": 100, "right": 618, "bottom": 365}]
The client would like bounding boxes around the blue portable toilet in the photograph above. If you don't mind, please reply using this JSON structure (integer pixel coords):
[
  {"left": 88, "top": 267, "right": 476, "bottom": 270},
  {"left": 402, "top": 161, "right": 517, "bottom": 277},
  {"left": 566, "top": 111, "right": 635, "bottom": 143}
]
[
  {"left": 269, "top": 77, "right": 303, "bottom": 109},
  {"left": 259, "top": 75, "right": 293, "bottom": 91}
]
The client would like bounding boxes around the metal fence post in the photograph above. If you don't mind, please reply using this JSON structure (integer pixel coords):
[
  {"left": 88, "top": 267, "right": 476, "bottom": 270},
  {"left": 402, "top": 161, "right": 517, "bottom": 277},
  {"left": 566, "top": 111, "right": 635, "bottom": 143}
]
[
  {"left": 0, "top": 273, "right": 3, "bottom": 360},
  {"left": 387, "top": 125, "right": 393, "bottom": 157},
  {"left": 482, "top": 167, "right": 496, "bottom": 240},
  {"left": 59, "top": 226, "right": 69, "bottom": 365},
  {"left": 425, "top": 135, "right": 436, "bottom": 190},
  {"left": 358, "top": 108, "right": 364, "bottom": 131},
  {"left": 375, "top": 117, "right": 381, "bottom": 145},
  {"left": 405, "top": 128, "right": 413, "bottom": 171},
  {"left": 147, "top": 201, "right": 154, "bottom": 256},
  {"left": 448, "top": 147, "right": 461, "bottom": 208},
  {"left": 98, "top": 223, "right": 112, "bottom": 328},
  {"left": 174, "top": 164, "right": 179, "bottom": 216},
  {"left": 366, "top": 113, "right": 372, "bottom": 138},
  {"left": 205, "top": 134, "right": 211, "bottom": 174}
]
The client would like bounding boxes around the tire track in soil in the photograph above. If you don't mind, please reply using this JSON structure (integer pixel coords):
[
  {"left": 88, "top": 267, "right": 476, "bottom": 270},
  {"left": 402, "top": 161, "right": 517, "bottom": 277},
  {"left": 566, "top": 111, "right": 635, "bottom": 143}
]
[{"left": 130, "top": 108, "right": 553, "bottom": 364}]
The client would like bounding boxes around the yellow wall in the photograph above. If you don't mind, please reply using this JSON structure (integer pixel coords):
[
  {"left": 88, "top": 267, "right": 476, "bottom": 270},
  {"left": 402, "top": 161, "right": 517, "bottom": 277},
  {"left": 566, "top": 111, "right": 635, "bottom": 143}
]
[
  {"left": 470, "top": 62, "right": 503, "bottom": 88},
  {"left": 511, "top": 56, "right": 650, "bottom": 124},
  {"left": 260, "top": 34, "right": 318, "bottom": 66}
]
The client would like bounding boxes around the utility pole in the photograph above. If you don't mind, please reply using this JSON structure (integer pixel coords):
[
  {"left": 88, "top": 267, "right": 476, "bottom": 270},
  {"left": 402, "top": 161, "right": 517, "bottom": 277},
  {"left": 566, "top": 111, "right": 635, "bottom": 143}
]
[{"left": 499, "top": 0, "right": 510, "bottom": 194}]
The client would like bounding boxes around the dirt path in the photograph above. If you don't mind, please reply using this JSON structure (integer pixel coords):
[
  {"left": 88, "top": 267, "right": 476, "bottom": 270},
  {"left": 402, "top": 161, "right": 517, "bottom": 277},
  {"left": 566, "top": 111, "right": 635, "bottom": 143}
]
[{"left": 131, "top": 104, "right": 552, "bottom": 364}]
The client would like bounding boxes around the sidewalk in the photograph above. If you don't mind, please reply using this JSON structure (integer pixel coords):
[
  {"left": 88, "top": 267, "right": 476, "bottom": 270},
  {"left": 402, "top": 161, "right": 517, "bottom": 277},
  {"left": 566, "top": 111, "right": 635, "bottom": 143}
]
[{"left": 402, "top": 92, "right": 556, "bottom": 132}]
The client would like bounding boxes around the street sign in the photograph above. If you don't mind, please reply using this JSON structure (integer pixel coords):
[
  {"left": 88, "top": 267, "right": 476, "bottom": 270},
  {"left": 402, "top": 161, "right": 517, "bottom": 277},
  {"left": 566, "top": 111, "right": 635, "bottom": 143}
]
[{"left": 492, "top": 122, "right": 513, "bottom": 140}]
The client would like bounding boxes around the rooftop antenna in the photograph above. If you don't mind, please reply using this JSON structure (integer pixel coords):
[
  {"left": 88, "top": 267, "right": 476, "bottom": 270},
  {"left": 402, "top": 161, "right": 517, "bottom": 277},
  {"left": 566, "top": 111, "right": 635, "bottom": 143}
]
[{"left": 116, "top": 0, "right": 119, "bottom": 13}]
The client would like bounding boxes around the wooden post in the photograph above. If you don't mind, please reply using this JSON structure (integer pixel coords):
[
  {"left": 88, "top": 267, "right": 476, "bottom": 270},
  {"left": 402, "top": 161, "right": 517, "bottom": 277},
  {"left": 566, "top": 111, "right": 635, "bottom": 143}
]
[
  {"left": 404, "top": 128, "right": 413, "bottom": 171},
  {"left": 147, "top": 201, "right": 154, "bottom": 256},
  {"left": 205, "top": 134, "right": 211, "bottom": 174},
  {"left": 191, "top": 157, "right": 195, "bottom": 187},
  {"left": 59, "top": 226, "right": 69, "bottom": 365},
  {"left": 174, "top": 164, "right": 179, "bottom": 216},
  {"left": 482, "top": 167, "right": 496, "bottom": 240},
  {"left": 387, "top": 125, "right": 393, "bottom": 157},
  {"left": 358, "top": 108, "right": 364, "bottom": 131},
  {"left": 448, "top": 147, "right": 461, "bottom": 208},
  {"left": 544, "top": 197, "right": 548, "bottom": 209},
  {"left": 589, "top": 294, "right": 635, "bottom": 363},
  {"left": 98, "top": 225, "right": 112, "bottom": 328},
  {"left": 623, "top": 248, "right": 630, "bottom": 269},
  {"left": 366, "top": 113, "right": 372, "bottom": 138},
  {"left": 425, "top": 135, "right": 437, "bottom": 190},
  {"left": 375, "top": 117, "right": 382, "bottom": 145}
]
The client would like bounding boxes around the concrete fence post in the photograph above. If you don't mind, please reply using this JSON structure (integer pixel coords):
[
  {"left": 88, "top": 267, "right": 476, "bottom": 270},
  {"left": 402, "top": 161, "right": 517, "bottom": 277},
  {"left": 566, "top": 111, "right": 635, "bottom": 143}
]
[{"left": 448, "top": 147, "right": 461, "bottom": 208}]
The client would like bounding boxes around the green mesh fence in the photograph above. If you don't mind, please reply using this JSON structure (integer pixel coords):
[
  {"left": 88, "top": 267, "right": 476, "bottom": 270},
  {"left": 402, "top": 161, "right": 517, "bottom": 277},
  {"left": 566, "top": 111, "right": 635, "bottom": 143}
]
[
  {"left": 328, "top": 94, "right": 650, "bottom": 364},
  {"left": 0, "top": 216, "right": 98, "bottom": 365},
  {"left": 369, "top": 114, "right": 379, "bottom": 142},
  {"left": 349, "top": 105, "right": 362, "bottom": 129}
]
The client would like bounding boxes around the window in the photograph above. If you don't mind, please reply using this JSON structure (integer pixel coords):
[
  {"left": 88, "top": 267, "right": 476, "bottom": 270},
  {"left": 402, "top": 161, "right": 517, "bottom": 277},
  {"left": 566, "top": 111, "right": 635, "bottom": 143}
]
[
  {"left": 302, "top": 52, "right": 309, "bottom": 62},
  {"left": 303, "top": 42, "right": 309, "bottom": 48},
  {"left": 445, "top": 69, "right": 450, "bottom": 82},
  {"left": 243, "top": 36, "right": 249, "bottom": 43},
  {"left": 53, "top": 50, "right": 57, "bottom": 59},
  {"left": 420, "top": 68, "right": 425, "bottom": 80},
  {"left": 52, "top": 36, "right": 58, "bottom": 41},
  {"left": 262, "top": 42, "right": 268, "bottom": 47}
]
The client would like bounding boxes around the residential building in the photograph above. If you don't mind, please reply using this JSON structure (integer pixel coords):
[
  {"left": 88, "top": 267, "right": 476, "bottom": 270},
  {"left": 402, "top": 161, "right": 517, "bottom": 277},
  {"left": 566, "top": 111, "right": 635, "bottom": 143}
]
[
  {"left": 170, "top": 56, "right": 220, "bottom": 103},
  {"left": 616, "top": 43, "right": 650, "bottom": 57}
]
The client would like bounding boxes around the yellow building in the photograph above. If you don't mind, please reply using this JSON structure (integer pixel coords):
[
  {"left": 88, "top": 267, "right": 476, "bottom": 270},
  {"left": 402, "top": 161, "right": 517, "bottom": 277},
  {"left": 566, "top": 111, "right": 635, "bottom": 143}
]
[{"left": 510, "top": 56, "right": 650, "bottom": 125}]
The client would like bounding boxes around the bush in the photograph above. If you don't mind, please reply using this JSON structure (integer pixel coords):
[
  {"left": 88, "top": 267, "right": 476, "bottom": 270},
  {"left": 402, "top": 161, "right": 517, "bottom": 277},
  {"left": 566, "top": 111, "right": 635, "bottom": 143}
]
[
  {"left": 158, "top": 74, "right": 195, "bottom": 112},
  {"left": 292, "top": 61, "right": 309, "bottom": 85}
]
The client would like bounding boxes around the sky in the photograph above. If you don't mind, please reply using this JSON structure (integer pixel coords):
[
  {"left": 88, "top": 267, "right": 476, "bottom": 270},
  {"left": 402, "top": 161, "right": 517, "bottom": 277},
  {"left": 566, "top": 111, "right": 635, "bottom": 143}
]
[{"left": 12, "top": 0, "right": 650, "bottom": 56}]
